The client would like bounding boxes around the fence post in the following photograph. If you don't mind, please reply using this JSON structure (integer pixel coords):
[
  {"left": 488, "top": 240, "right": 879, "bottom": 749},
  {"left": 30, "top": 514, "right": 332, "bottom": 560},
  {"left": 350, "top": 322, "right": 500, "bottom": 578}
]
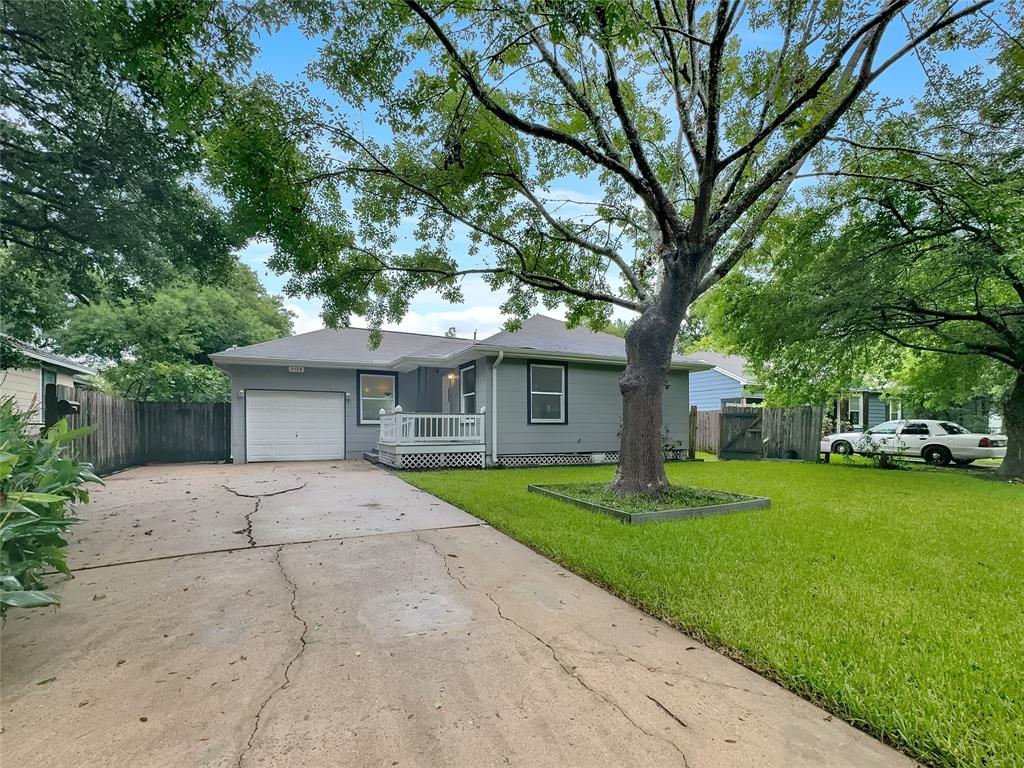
[{"left": 688, "top": 404, "right": 697, "bottom": 459}]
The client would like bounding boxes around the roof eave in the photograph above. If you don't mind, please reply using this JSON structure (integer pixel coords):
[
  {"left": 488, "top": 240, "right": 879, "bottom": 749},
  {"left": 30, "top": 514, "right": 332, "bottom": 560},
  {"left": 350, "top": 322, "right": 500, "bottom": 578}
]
[
  {"left": 211, "top": 347, "right": 715, "bottom": 373},
  {"left": 211, "top": 355, "right": 379, "bottom": 370},
  {"left": 20, "top": 350, "right": 96, "bottom": 376},
  {"left": 449, "top": 345, "right": 713, "bottom": 371},
  {"left": 710, "top": 366, "right": 750, "bottom": 385}
]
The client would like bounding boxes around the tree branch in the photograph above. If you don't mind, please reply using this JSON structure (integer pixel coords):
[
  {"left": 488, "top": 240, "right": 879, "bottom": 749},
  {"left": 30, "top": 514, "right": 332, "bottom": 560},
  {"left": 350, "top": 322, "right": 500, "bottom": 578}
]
[{"left": 403, "top": 0, "right": 656, "bottom": 209}]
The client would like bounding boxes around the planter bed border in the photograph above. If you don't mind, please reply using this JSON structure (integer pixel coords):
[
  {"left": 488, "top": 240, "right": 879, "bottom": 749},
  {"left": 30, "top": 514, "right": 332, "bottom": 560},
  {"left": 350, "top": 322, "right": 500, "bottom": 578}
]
[{"left": 527, "top": 484, "right": 770, "bottom": 525}]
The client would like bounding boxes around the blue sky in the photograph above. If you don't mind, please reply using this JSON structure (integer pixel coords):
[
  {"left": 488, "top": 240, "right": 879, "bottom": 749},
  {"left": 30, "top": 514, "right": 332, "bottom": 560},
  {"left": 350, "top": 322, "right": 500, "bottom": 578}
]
[
  {"left": 240, "top": 23, "right": 517, "bottom": 337},
  {"left": 239, "top": 12, "right": 990, "bottom": 339}
]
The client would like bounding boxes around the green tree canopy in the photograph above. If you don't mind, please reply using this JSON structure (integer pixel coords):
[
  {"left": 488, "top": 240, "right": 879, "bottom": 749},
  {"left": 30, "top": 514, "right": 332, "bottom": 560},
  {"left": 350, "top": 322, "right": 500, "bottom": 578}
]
[
  {"left": 208, "top": 0, "right": 989, "bottom": 494},
  {"left": 55, "top": 260, "right": 293, "bottom": 366},
  {"left": 0, "top": 0, "right": 296, "bottom": 340},
  {"left": 700, "top": 22, "right": 1024, "bottom": 477}
]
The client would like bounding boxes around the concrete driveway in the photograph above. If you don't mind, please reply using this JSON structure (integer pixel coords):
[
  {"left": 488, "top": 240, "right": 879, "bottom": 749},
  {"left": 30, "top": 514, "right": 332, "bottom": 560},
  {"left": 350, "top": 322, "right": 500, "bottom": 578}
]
[{"left": 1, "top": 462, "right": 914, "bottom": 768}]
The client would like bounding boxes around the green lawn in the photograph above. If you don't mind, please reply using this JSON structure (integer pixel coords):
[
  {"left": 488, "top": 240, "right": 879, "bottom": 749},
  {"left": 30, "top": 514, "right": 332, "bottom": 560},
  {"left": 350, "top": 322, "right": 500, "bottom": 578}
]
[{"left": 402, "top": 460, "right": 1024, "bottom": 768}]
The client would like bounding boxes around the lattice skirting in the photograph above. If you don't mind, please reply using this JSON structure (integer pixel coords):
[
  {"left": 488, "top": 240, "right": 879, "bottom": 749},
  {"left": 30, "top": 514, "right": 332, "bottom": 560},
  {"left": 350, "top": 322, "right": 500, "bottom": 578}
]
[
  {"left": 499, "top": 449, "right": 683, "bottom": 467},
  {"left": 380, "top": 449, "right": 685, "bottom": 470},
  {"left": 379, "top": 450, "right": 485, "bottom": 470},
  {"left": 498, "top": 453, "right": 594, "bottom": 468}
]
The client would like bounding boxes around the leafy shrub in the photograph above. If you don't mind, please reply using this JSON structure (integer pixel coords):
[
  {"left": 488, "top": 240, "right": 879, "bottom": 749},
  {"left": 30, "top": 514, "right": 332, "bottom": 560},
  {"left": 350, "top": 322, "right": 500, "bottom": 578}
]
[{"left": 0, "top": 398, "right": 98, "bottom": 614}]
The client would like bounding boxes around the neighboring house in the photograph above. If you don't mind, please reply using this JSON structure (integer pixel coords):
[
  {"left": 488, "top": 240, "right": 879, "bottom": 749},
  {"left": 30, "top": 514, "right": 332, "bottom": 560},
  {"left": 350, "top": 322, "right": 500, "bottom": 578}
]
[
  {"left": 0, "top": 338, "right": 96, "bottom": 426},
  {"left": 211, "top": 314, "right": 711, "bottom": 469},
  {"left": 689, "top": 349, "right": 909, "bottom": 431},
  {"left": 831, "top": 389, "right": 905, "bottom": 432},
  {"left": 688, "top": 349, "right": 1000, "bottom": 435},
  {"left": 689, "top": 351, "right": 764, "bottom": 410}
]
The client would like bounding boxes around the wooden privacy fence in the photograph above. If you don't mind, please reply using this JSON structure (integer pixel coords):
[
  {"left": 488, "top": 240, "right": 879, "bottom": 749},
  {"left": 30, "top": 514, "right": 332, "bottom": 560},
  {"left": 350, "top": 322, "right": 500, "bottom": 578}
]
[
  {"left": 695, "top": 405, "right": 824, "bottom": 461},
  {"left": 761, "top": 405, "right": 825, "bottom": 461},
  {"left": 693, "top": 409, "right": 721, "bottom": 454},
  {"left": 52, "top": 385, "right": 230, "bottom": 475}
]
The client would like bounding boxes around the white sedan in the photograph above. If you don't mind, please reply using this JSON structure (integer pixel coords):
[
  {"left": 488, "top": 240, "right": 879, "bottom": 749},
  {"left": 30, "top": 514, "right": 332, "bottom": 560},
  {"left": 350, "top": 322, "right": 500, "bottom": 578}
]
[{"left": 824, "top": 419, "right": 1007, "bottom": 466}]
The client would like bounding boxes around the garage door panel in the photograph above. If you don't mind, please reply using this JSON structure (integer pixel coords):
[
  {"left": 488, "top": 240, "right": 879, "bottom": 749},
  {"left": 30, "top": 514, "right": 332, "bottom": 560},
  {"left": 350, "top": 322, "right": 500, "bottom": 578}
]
[{"left": 245, "top": 391, "right": 345, "bottom": 462}]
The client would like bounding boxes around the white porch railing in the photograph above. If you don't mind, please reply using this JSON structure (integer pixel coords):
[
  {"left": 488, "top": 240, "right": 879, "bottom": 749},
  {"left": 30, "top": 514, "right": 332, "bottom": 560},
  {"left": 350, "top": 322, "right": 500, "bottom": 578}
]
[{"left": 379, "top": 412, "right": 485, "bottom": 446}]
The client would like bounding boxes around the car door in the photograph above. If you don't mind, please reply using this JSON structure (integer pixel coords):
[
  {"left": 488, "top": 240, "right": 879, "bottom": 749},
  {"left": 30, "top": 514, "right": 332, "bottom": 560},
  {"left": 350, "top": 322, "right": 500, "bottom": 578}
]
[
  {"left": 861, "top": 421, "right": 899, "bottom": 454},
  {"left": 896, "top": 421, "right": 931, "bottom": 455}
]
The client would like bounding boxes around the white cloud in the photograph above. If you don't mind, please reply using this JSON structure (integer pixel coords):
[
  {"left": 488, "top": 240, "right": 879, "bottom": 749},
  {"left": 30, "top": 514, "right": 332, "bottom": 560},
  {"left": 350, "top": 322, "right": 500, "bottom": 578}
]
[
  {"left": 277, "top": 273, "right": 640, "bottom": 341},
  {"left": 374, "top": 305, "right": 507, "bottom": 339},
  {"left": 284, "top": 301, "right": 327, "bottom": 335}
]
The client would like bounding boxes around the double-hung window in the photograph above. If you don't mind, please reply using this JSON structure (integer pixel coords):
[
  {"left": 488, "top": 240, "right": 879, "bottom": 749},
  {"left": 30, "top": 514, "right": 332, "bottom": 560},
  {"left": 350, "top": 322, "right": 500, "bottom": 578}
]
[
  {"left": 459, "top": 363, "right": 477, "bottom": 414},
  {"left": 845, "top": 396, "right": 863, "bottom": 429},
  {"left": 528, "top": 362, "right": 567, "bottom": 424},
  {"left": 358, "top": 371, "right": 397, "bottom": 424}
]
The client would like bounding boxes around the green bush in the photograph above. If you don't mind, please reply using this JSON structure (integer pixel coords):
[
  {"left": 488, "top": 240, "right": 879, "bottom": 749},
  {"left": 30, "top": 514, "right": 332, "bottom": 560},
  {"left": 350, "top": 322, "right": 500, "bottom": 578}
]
[{"left": 0, "top": 398, "right": 99, "bottom": 614}]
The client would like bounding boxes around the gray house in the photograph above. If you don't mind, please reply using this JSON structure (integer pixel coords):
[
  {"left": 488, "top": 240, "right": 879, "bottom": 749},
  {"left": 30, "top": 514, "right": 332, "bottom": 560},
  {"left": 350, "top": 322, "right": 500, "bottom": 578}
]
[
  {"left": 833, "top": 389, "right": 905, "bottom": 432},
  {"left": 211, "top": 315, "right": 711, "bottom": 469}
]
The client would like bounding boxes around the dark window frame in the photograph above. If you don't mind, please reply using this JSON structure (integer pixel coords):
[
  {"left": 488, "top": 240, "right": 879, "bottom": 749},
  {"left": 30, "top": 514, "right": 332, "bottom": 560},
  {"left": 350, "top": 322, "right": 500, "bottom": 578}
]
[
  {"left": 356, "top": 369, "right": 399, "bottom": 425},
  {"left": 526, "top": 360, "right": 568, "bottom": 425},
  {"left": 458, "top": 361, "right": 477, "bottom": 414}
]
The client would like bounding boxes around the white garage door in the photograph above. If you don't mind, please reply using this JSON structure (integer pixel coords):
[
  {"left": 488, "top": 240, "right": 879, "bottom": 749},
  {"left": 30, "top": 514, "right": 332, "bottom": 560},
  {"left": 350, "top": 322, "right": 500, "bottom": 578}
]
[{"left": 245, "top": 390, "right": 345, "bottom": 462}]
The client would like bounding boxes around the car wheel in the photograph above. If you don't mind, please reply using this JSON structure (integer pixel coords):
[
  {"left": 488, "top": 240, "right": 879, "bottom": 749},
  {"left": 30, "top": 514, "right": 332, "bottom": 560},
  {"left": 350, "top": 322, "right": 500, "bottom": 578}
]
[
  {"left": 953, "top": 459, "right": 975, "bottom": 467},
  {"left": 832, "top": 440, "right": 853, "bottom": 456},
  {"left": 923, "top": 445, "right": 952, "bottom": 467}
]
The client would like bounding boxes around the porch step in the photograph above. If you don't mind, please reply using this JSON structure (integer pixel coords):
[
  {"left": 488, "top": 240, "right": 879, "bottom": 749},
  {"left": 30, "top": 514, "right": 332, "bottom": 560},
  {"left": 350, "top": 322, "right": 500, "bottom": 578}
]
[{"left": 363, "top": 450, "right": 380, "bottom": 464}]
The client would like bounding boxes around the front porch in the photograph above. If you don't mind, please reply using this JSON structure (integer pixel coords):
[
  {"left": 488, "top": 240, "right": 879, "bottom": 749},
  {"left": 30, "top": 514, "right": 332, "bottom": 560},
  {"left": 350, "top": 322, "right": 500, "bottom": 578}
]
[{"left": 376, "top": 410, "right": 487, "bottom": 470}]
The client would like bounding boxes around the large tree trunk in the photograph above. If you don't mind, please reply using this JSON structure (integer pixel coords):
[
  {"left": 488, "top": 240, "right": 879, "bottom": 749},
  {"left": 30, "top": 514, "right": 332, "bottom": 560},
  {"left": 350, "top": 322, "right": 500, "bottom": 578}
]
[
  {"left": 997, "top": 371, "right": 1024, "bottom": 481},
  {"left": 612, "top": 268, "right": 692, "bottom": 496}
]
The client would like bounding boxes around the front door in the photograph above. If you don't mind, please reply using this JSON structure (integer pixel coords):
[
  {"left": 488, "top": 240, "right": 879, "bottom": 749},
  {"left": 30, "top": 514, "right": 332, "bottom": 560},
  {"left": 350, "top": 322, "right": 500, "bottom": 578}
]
[{"left": 440, "top": 370, "right": 461, "bottom": 414}]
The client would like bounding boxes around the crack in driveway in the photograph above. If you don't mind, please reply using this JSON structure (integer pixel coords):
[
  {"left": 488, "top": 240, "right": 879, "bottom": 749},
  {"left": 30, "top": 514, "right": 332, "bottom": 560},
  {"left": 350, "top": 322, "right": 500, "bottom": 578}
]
[
  {"left": 237, "top": 546, "right": 310, "bottom": 768},
  {"left": 234, "top": 498, "right": 260, "bottom": 547},
  {"left": 416, "top": 534, "right": 690, "bottom": 765},
  {"left": 222, "top": 481, "right": 307, "bottom": 549},
  {"left": 221, "top": 481, "right": 307, "bottom": 499}
]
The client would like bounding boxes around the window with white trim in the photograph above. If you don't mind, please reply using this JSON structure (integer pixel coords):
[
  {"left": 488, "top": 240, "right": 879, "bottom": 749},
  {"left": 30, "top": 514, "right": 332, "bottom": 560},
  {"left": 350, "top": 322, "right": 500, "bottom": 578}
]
[
  {"left": 359, "top": 372, "right": 397, "bottom": 424},
  {"left": 460, "top": 363, "right": 476, "bottom": 414},
  {"left": 846, "top": 397, "right": 862, "bottom": 429},
  {"left": 528, "top": 363, "right": 567, "bottom": 423}
]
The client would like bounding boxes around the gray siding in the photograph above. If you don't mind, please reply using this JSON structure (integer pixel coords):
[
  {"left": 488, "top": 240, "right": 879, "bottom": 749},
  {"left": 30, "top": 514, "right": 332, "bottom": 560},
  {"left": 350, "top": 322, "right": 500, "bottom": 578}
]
[
  {"left": 224, "top": 357, "right": 692, "bottom": 463},
  {"left": 867, "top": 393, "right": 890, "bottom": 428},
  {"left": 689, "top": 369, "right": 743, "bottom": 411},
  {"left": 222, "top": 364, "right": 419, "bottom": 462},
  {"left": 414, "top": 366, "right": 452, "bottom": 412},
  {"left": 489, "top": 357, "right": 689, "bottom": 456}
]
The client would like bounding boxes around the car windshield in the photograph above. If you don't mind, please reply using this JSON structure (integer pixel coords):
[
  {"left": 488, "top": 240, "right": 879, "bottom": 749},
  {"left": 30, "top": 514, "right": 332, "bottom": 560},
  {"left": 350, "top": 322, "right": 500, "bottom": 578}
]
[
  {"left": 939, "top": 422, "right": 970, "bottom": 435},
  {"left": 867, "top": 421, "right": 900, "bottom": 435}
]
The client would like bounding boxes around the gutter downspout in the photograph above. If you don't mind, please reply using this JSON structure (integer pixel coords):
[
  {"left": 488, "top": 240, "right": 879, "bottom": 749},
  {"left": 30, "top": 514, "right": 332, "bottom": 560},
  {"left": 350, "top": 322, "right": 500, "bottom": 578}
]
[{"left": 491, "top": 351, "right": 504, "bottom": 466}]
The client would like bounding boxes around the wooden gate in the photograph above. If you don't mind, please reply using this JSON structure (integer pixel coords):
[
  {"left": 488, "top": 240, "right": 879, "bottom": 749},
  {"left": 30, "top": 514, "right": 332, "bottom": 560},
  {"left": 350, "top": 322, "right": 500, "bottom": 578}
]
[
  {"left": 713, "top": 405, "right": 824, "bottom": 461},
  {"left": 719, "top": 407, "right": 764, "bottom": 459},
  {"left": 762, "top": 405, "right": 824, "bottom": 461}
]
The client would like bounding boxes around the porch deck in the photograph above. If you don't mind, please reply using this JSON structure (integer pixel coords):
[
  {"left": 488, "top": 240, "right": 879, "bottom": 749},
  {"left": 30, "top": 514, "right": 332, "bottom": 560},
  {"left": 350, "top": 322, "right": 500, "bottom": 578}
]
[{"left": 377, "top": 411, "right": 486, "bottom": 469}]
